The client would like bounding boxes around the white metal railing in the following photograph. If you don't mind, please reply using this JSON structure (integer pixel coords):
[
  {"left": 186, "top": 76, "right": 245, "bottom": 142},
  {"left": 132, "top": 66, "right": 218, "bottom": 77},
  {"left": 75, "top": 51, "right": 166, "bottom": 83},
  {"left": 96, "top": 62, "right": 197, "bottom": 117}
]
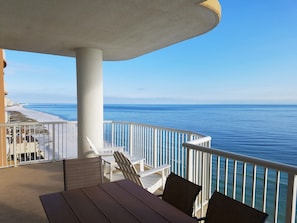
[
  {"left": 1, "top": 121, "right": 296, "bottom": 223},
  {"left": 103, "top": 121, "right": 208, "bottom": 177},
  {"left": 1, "top": 121, "right": 207, "bottom": 173},
  {"left": 183, "top": 142, "right": 297, "bottom": 223},
  {"left": 0, "top": 121, "right": 77, "bottom": 167}
]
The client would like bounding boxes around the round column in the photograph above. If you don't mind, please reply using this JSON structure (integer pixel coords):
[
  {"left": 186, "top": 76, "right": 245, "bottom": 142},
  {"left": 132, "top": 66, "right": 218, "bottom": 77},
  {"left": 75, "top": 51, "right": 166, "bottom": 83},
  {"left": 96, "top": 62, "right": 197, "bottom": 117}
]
[{"left": 76, "top": 48, "right": 103, "bottom": 158}]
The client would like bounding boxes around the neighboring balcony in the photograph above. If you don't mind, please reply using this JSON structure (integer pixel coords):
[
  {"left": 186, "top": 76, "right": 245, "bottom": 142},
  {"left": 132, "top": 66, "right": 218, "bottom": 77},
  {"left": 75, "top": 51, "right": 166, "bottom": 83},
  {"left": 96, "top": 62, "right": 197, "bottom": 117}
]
[{"left": 0, "top": 121, "right": 296, "bottom": 223}]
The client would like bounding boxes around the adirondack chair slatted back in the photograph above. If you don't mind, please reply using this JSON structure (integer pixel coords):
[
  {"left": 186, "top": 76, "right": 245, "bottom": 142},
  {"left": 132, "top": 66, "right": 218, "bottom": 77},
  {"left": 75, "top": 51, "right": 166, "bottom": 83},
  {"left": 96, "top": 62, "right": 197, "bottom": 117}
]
[{"left": 113, "top": 151, "right": 143, "bottom": 187}]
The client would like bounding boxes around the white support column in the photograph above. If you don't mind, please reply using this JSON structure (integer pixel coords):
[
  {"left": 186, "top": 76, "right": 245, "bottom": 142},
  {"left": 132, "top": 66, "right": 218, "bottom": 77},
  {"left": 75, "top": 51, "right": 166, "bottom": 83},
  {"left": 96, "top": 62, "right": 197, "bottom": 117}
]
[{"left": 76, "top": 48, "right": 103, "bottom": 158}]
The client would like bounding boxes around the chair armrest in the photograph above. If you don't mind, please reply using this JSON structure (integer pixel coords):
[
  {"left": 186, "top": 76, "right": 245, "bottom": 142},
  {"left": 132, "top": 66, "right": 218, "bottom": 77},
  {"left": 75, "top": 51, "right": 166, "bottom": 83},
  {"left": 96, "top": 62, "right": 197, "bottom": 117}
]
[
  {"left": 97, "top": 147, "right": 125, "bottom": 156},
  {"left": 138, "top": 164, "right": 170, "bottom": 177},
  {"left": 98, "top": 149, "right": 114, "bottom": 156},
  {"left": 86, "top": 137, "right": 125, "bottom": 156}
]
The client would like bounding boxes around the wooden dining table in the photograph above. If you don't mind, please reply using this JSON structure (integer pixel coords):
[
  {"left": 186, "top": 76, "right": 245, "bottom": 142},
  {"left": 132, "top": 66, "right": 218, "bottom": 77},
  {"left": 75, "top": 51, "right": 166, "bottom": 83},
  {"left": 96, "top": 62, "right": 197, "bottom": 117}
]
[{"left": 40, "top": 179, "right": 197, "bottom": 223}]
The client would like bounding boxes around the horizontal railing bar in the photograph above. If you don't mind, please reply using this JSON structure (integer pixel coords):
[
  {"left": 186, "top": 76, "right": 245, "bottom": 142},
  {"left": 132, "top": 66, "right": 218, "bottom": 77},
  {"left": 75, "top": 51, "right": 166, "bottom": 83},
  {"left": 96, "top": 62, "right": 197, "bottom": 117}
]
[
  {"left": 187, "top": 136, "right": 212, "bottom": 145},
  {"left": 0, "top": 121, "right": 69, "bottom": 126},
  {"left": 183, "top": 143, "right": 297, "bottom": 174},
  {"left": 111, "top": 121, "right": 206, "bottom": 138}
]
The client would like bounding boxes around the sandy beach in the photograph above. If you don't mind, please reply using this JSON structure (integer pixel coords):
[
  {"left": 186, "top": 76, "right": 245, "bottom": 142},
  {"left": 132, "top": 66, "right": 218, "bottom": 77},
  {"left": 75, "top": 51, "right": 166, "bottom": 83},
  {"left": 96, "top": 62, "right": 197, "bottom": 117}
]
[
  {"left": 6, "top": 104, "right": 66, "bottom": 122},
  {"left": 6, "top": 104, "right": 78, "bottom": 160}
]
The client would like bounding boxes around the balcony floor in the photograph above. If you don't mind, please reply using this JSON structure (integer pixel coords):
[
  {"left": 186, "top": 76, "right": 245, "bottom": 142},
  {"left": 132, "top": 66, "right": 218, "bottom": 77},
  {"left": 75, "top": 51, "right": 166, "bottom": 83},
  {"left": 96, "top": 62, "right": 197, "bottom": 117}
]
[
  {"left": 0, "top": 161, "right": 163, "bottom": 222},
  {"left": 0, "top": 161, "right": 64, "bottom": 223}
]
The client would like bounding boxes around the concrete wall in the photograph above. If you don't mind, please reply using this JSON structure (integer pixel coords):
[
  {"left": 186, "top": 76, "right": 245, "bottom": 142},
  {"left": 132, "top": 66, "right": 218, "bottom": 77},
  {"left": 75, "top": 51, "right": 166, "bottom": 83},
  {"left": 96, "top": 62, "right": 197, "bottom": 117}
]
[{"left": 0, "top": 49, "right": 6, "bottom": 166}]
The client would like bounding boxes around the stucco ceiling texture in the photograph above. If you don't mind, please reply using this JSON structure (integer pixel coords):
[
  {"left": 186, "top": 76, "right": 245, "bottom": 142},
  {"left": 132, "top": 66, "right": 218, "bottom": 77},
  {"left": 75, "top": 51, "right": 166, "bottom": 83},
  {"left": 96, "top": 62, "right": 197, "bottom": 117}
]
[{"left": 0, "top": 0, "right": 221, "bottom": 60}]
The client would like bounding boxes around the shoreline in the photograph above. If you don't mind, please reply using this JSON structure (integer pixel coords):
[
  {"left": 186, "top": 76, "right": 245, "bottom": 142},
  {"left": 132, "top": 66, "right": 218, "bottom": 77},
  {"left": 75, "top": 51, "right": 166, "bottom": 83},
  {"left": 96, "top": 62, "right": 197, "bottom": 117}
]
[
  {"left": 5, "top": 104, "right": 78, "bottom": 160},
  {"left": 6, "top": 104, "right": 66, "bottom": 122}
]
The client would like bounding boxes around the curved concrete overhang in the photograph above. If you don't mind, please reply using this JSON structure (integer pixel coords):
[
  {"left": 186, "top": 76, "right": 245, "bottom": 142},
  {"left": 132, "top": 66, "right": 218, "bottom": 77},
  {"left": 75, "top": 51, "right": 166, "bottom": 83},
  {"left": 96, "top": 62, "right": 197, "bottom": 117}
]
[{"left": 0, "top": 0, "right": 221, "bottom": 61}]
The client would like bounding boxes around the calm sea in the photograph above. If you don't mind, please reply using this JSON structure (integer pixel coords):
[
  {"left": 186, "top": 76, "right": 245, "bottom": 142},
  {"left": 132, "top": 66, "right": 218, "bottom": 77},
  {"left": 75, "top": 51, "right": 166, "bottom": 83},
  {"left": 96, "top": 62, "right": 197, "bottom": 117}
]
[{"left": 25, "top": 104, "right": 297, "bottom": 167}]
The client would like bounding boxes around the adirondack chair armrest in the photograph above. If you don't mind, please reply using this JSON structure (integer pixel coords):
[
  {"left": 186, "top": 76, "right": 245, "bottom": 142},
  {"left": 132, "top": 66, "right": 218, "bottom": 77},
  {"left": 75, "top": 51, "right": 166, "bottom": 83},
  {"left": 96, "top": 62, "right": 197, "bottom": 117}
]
[
  {"left": 97, "top": 149, "right": 113, "bottom": 156},
  {"left": 86, "top": 136, "right": 124, "bottom": 156},
  {"left": 97, "top": 147, "right": 124, "bottom": 156},
  {"left": 138, "top": 164, "right": 170, "bottom": 178}
]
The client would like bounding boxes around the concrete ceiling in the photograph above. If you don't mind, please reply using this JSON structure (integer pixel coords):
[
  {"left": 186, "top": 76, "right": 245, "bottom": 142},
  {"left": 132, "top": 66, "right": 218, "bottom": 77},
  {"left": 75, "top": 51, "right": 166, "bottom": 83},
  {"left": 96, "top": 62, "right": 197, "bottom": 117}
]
[{"left": 0, "top": 0, "right": 221, "bottom": 61}]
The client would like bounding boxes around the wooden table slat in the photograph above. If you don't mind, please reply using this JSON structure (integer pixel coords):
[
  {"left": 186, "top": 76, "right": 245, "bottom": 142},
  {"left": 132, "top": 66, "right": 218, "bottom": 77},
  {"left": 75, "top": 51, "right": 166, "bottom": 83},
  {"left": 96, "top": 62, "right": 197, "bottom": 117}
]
[
  {"left": 101, "top": 181, "right": 169, "bottom": 223},
  {"left": 116, "top": 180, "right": 197, "bottom": 223},
  {"left": 40, "top": 193, "right": 79, "bottom": 223},
  {"left": 83, "top": 186, "right": 140, "bottom": 223},
  {"left": 61, "top": 189, "right": 110, "bottom": 223}
]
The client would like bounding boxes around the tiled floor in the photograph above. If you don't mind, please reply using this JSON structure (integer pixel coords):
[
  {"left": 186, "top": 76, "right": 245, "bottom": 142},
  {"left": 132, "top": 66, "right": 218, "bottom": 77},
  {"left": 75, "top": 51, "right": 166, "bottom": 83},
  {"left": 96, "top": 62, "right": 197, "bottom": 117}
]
[{"left": 0, "top": 161, "right": 64, "bottom": 223}]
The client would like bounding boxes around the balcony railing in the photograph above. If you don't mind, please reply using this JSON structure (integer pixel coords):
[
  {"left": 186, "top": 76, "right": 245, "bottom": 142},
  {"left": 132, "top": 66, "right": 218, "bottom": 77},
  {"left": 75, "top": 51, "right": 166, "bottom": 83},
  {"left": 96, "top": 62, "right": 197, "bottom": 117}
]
[
  {"left": 183, "top": 142, "right": 297, "bottom": 223},
  {"left": 103, "top": 121, "right": 209, "bottom": 177},
  {"left": 0, "top": 121, "right": 78, "bottom": 166},
  {"left": 0, "top": 121, "right": 296, "bottom": 223}
]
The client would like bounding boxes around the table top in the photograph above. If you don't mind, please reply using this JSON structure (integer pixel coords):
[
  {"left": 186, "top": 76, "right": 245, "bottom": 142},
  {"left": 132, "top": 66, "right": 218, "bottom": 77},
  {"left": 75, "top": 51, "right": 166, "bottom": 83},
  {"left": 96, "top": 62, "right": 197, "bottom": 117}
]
[{"left": 40, "top": 179, "right": 197, "bottom": 223}]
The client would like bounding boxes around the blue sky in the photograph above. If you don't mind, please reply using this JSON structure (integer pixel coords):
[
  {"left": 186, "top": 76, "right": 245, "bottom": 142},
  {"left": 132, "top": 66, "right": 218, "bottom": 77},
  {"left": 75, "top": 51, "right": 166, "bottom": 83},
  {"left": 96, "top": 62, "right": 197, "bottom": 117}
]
[{"left": 4, "top": 1, "right": 297, "bottom": 104}]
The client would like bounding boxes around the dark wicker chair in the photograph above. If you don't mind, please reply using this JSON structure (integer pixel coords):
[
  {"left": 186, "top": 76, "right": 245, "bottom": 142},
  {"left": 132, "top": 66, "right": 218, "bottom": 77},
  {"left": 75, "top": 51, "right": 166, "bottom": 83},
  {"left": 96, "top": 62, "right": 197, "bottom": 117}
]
[
  {"left": 161, "top": 173, "right": 202, "bottom": 217},
  {"left": 197, "top": 191, "right": 268, "bottom": 223},
  {"left": 63, "top": 156, "right": 103, "bottom": 190}
]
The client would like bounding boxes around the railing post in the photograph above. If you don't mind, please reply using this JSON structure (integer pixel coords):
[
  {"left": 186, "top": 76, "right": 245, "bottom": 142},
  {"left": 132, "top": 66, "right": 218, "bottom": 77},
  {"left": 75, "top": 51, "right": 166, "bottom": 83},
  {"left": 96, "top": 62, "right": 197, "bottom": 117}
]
[
  {"left": 13, "top": 126, "right": 17, "bottom": 167},
  {"left": 52, "top": 124, "right": 56, "bottom": 161},
  {"left": 111, "top": 122, "right": 115, "bottom": 147},
  {"left": 208, "top": 153, "right": 213, "bottom": 198},
  {"left": 285, "top": 173, "right": 297, "bottom": 223},
  {"left": 205, "top": 139, "right": 212, "bottom": 200},
  {"left": 129, "top": 124, "right": 133, "bottom": 156},
  {"left": 186, "top": 147, "right": 193, "bottom": 182},
  {"left": 186, "top": 134, "right": 195, "bottom": 181},
  {"left": 153, "top": 128, "right": 158, "bottom": 168}
]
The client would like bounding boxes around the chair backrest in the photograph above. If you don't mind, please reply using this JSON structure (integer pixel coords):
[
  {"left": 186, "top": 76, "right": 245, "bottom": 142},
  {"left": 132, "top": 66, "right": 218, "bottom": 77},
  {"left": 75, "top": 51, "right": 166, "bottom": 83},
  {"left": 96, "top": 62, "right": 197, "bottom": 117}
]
[
  {"left": 86, "top": 136, "right": 100, "bottom": 155},
  {"left": 113, "top": 151, "right": 143, "bottom": 187},
  {"left": 205, "top": 191, "right": 268, "bottom": 223},
  {"left": 63, "top": 156, "right": 103, "bottom": 190},
  {"left": 162, "top": 173, "right": 202, "bottom": 216},
  {"left": 86, "top": 136, "right": 124, "bottom": 156}
]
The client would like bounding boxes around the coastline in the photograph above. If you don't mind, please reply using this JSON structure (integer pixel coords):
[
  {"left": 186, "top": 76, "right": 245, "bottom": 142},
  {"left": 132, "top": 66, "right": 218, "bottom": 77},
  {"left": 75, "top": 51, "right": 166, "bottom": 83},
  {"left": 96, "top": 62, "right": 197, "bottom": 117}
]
[
  {"left": 5, "top": 104, "right": 78, "bottom": 160},
  {"left": 6, "top": 104, "right": 66, "bottom": 122}
]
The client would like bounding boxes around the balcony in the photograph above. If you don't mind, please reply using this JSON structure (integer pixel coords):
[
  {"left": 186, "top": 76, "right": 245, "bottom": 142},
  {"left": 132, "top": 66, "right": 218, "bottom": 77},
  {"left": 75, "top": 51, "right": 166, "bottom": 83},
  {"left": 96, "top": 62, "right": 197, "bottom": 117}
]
[{"left": 0, "top": 121, "right": 296, "bottom": 223}]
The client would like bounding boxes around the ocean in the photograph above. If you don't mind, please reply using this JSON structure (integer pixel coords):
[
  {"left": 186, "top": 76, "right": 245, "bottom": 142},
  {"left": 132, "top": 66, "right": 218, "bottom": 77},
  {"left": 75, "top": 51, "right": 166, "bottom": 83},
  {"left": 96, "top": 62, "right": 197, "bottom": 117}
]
[{"left": 25, "top": 104, "right": 297, "bottom": 167}]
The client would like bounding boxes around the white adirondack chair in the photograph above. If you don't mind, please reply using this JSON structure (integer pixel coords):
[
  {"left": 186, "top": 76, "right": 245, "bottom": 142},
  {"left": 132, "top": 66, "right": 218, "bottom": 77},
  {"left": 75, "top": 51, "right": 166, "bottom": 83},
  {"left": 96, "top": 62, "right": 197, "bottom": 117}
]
[
  {"left": 113, "top": 151, "right": 170, "bottom": 193},
  {"left": 86, "top": 136, "right": 124, "bottom": 156}
]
